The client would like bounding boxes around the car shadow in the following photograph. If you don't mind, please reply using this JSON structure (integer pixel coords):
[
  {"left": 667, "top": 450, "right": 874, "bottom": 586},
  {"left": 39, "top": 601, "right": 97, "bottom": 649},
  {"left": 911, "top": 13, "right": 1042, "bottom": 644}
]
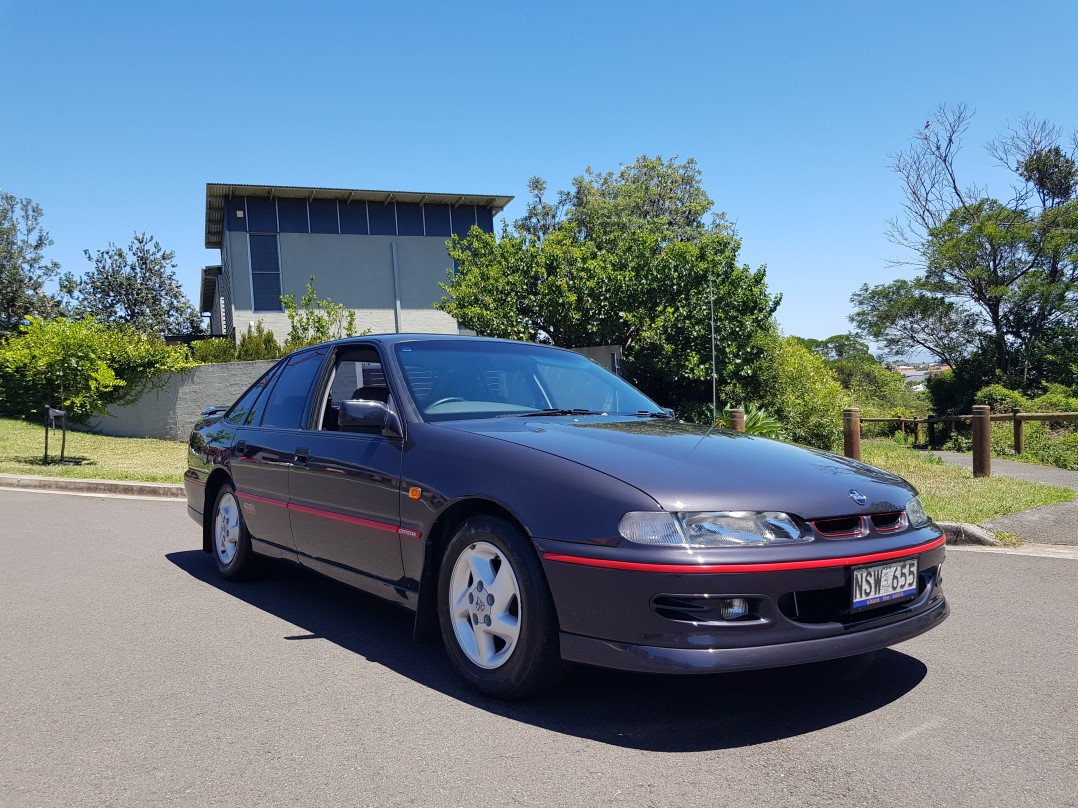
[{"left": 167, "top": 550, "right": 928, "bottom": 752}]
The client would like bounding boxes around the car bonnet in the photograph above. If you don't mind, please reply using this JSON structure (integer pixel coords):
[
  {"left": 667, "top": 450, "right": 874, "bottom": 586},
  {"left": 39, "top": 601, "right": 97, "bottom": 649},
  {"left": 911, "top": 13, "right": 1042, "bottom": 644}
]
[{"left": 438, "top": 417, "right": 916, "bottom": 520}]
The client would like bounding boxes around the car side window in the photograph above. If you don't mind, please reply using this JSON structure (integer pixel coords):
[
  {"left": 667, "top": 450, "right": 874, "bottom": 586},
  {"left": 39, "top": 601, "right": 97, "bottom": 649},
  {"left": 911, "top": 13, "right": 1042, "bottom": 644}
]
[
  {"left": 316, "top": 347, "right": 390, "bottom": 431},
  {"left": 258, "top": 350, "right": 326, "bottom": 429},
  {"left": 225, "top": 366, "right": 279, "bottom": 426}
]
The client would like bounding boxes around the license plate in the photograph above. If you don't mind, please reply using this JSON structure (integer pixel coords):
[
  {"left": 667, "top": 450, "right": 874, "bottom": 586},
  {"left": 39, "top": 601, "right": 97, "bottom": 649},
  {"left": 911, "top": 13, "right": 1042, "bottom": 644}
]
[{"left": 851, "top": 558, "right": 918, "bottom": 612}]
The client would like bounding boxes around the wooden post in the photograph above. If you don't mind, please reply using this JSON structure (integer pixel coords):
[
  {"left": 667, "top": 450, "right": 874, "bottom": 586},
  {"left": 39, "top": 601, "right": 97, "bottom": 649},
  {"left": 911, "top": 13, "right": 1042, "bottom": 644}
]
[
  {"left": 972, "top": 404, "right": 991, "bottom": 478},
  {"left": 843, "top": 408, "right": 861, "bottom": 461},
  {"left": 729, "top": 407, "right": 745, "bottom": 433},
  {"left": 1012, "top": 408, "right": 1024, "bottom": 455},
  {"left": 928, "top": 419, "right": 936, "bottom": 448},
  {"left": 914, "top": 418, "right": 921, "bottom": 446}
]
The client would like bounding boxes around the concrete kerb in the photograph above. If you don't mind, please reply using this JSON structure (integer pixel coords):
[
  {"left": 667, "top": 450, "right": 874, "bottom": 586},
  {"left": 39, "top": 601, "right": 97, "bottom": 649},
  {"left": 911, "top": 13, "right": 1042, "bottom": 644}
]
[
  {"left": 0, "top": 473, "right": 184, "bottom": 499},
  {"left": 937, "top": 521, "right": 1003, "bottom": 547}
]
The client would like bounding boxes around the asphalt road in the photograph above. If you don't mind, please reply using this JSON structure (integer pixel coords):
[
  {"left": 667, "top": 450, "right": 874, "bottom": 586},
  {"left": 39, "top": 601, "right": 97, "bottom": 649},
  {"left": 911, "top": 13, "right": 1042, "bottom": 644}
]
[{"left": 1, "top": 489, "right": 1076, "bottom": 808}]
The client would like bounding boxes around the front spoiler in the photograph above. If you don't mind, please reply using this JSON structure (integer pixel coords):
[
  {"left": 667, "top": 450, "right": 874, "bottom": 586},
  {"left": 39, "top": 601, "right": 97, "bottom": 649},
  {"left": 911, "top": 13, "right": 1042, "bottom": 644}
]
[{"left": 559, "top": 596, "right": 949, "bottom": 674}]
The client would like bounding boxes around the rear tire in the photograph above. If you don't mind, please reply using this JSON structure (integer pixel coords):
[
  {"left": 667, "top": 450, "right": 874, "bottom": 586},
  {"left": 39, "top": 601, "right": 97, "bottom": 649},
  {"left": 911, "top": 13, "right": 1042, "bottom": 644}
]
[
  {"left": 437, "top": 516, "right": 567, "bottom": 698},
  {"left": 212, "top": 482, "right": 258, "bottom": 580}
]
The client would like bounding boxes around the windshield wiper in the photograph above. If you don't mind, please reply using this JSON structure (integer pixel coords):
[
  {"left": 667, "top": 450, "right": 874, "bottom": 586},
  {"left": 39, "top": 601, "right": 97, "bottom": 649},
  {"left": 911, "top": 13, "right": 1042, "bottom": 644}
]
[
  {"left": 634, "top": 410, "right": 673, "bottom": 419},
  {"left": 514, "top": 408, "right": 603, "bottom": 417}
]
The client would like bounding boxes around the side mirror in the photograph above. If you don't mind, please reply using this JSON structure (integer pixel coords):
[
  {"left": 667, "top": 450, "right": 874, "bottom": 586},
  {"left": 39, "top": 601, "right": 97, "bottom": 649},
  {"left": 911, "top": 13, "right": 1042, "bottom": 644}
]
[{"left": 338, "top": 399, "right": 404, "bottom": 439}]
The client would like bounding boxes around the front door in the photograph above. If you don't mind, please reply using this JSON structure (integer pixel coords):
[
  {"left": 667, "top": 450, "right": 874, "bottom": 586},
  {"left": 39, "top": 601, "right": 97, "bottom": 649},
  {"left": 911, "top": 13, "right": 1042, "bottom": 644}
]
[{"left": 287, "top": 345, "right": 407, "bottom": 584}]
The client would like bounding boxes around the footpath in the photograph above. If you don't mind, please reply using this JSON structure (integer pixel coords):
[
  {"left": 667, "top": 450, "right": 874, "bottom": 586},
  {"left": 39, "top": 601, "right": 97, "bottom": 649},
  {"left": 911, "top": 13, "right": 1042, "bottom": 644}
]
[{"left": 933, "top": 451, "right": 1078, "bottom": 547}]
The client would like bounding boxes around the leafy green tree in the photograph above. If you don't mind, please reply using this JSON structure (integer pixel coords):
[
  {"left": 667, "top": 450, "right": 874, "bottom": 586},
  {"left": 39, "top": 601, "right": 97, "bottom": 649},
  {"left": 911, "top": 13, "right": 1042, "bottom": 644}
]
[
  {"left": 0, "top": 192, "right": 62, "bottom": 337},
  {"left": 851, "top": 278, "right": 985, "bottom": 372},
  {"left": 0, "top": 316, "right": 193, "bottom": 421},
  {"left": 439, "top": 155, "right": 780, "bottom": 412},
  {"left": 281, "top": 276, "right": 361, "bottom": 352},
  {"left": 791, "top": 333, "right": 873, "bottom": 362},
  {"left": 70, "top": 233, "right": 203, "bottom": 337},
  {"left": 862, "top": 106, "right": 1078, "bottom": 392}
]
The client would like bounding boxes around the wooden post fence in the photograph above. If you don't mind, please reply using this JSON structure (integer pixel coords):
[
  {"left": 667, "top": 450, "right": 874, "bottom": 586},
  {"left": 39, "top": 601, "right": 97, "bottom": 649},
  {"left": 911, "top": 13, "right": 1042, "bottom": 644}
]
[
  {"left": 971, "top": 405, "right": 991, "bottom": 477},
  {"left": 843, "top": 408, "right": 861, "bottom": 461},
  {"left": 846, "top": 409, "right": 1078, "bottom": 477},
  {"left": 729, "top": 407, "right": 745, "bottom": 433},
  {"left": 1012, "top": 407, "right": 1025, "bottom": 455}
]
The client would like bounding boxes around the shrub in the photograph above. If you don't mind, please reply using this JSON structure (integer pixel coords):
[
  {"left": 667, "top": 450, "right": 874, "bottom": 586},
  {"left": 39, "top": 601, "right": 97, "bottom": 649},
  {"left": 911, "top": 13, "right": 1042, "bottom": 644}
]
[
  {"left": 756, "top": 335, "right": 849, "bottom": 451},
  {"left": 281, "top": 277, "right": 361, "bottom": 352},
  {"left": 1029, "top": 383, "right": 1078, "bottom": 422},
  {"left": 0, "top": 316, "right": 193, "bottom": 421},
  {"left": 716, "top": 404, "right": 783, "bottom": 438},
  {"left": 237, "top": 321, "right": 282, "bottom": 361},
  {"left": 975, "top": 384, "right": 1030, "bottom": 413},
  {"left": 191, "top": 338, "right": 237, "bottom": 364}
]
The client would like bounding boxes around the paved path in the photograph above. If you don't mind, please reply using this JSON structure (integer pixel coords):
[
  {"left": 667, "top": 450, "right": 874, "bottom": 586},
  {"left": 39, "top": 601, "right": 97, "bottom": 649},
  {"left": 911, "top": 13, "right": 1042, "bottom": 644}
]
[{"left": 933, "top": 451, "right": 1078, "bottom": 546}]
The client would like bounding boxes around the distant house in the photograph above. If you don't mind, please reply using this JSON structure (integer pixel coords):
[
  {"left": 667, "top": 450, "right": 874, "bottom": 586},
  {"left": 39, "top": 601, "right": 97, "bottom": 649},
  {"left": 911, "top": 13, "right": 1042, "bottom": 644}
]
[{"left": 201, "top": 183, "right": 513, "bottom": 341}]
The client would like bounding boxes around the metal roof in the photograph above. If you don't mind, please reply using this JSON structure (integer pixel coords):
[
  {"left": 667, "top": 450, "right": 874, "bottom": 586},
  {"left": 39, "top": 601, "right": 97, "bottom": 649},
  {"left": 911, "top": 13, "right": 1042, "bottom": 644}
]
[{"left": 205, "top": 183, "right": 515, "bottom": 248}]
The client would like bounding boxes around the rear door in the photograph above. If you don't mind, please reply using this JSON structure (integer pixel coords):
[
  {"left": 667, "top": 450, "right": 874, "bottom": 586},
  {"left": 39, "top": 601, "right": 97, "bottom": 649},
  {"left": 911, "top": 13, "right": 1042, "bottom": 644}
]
[{"left": 230, "top": 348, "right": 327, "bottom": 551}]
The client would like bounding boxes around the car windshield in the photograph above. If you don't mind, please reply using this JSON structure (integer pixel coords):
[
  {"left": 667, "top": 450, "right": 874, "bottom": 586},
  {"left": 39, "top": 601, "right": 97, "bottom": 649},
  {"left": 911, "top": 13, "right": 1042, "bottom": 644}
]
[{"left": 394, "top": 340, "right": 663, "bottom": 422}]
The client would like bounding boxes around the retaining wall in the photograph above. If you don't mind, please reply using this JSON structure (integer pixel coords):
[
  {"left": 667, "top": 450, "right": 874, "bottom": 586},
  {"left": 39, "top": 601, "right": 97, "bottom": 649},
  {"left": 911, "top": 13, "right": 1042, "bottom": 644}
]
[{"left": 87, "top": 361, "right": 276, "bottom": 441}]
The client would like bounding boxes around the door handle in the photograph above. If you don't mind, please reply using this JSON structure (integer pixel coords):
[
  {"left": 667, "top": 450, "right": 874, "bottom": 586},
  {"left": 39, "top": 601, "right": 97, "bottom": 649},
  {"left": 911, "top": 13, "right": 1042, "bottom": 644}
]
[{"left": 294, "top": 447, "right": 310, "bottom": 464}]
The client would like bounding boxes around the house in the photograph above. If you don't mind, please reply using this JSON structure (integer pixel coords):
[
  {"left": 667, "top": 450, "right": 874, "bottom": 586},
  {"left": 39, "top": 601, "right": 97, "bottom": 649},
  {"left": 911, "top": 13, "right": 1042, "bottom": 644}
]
[{"left": 201, "top": 183, "right": 514, "bottom": 341}]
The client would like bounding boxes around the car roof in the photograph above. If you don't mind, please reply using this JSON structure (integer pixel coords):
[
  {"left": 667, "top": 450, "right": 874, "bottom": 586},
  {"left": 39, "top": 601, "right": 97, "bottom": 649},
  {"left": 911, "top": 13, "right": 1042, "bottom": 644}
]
[{"left": 303, "top": 333, "right": 563, "bottom": 351}]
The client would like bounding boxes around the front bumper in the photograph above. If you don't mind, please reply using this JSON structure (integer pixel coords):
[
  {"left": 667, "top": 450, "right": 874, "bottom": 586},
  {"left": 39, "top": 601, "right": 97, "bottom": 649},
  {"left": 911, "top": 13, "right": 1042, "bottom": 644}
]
[
  {"left": 538, "top": 529, "right": 948, "bottom": 674},
  {"left": 560, "top": 593, "right": 949, "bottom": 673}
]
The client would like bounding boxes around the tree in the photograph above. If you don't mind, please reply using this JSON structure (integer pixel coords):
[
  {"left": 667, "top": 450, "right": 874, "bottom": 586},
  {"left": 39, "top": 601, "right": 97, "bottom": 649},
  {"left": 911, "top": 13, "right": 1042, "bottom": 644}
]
[
  {"left": 791, "top": 333, "right": 873, "bottom": 362},
  {"left": 859, "top": 106, "right": 1078, "bottom": 392},
  {"left": 849, "top": 278, "right": 980, "bottom": 370},
  {"left": 0, "top": 191, "right": 62, "bottom": 337},
  {"left": 70, "top": 232, "right": 203, "bottom": 337},
  {"left": 438, "top": 155, "right": 780, "bottom": 413}
]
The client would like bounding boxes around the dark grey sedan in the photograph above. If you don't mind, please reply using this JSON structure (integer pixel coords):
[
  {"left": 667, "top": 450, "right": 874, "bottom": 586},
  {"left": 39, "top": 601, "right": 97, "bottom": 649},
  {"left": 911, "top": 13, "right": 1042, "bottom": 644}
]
[{"left": 185, "top": 335, "right": 948, "bottom": 698}]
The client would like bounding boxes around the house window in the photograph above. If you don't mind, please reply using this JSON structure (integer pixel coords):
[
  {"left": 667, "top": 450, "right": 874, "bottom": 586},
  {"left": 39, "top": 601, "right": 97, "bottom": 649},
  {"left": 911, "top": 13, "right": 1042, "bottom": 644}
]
[{"left": 250, "top": 234, "right": 283, "bottom": 311}]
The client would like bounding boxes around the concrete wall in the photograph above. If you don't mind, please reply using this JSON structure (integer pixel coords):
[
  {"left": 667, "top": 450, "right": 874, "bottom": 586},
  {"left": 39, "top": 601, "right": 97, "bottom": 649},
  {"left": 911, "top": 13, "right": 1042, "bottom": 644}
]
[
  {"left": 87, "top": 361, "right": 277, "bottom": 441},
  {"left": 226, "top": 231, "right": 459, "bottom": 341}
]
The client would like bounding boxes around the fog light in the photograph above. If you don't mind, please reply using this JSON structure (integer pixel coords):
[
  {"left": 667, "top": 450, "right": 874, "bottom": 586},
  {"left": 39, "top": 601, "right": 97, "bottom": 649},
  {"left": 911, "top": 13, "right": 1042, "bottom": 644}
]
[
  {"left": 936, "top": 562, "right": 944, "bottom": 586},
  {"left": 719, "top": 598, "right": 749, "bottom": 620}
]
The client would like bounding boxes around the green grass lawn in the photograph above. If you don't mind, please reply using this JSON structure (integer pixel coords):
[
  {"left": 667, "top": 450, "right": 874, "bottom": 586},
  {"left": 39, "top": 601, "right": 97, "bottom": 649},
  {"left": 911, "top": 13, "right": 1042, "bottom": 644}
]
[
  {"left": 862, "top": 442, "right": 1075, "bottom": 525},
  {"left": 0, "top": 417, "right": 186, "bottom": 484},
  {"left": 2, "top": 417, "right": 1073, "bottom": 525}
]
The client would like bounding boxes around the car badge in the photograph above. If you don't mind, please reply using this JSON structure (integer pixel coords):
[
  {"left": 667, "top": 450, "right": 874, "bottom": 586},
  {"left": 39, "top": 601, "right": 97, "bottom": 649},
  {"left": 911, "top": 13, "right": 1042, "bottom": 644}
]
[{"left": 849, "top": 489, "right": 867, "bottom": 506}]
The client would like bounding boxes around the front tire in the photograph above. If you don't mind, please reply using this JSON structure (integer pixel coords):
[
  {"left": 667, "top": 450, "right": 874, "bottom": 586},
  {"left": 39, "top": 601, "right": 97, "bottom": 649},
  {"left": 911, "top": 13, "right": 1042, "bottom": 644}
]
[
  {"left": 212, "top": 482, "right": 258, "bottom": 580},
  {"left": 437, "top": 516, "right": 567, "bottom": 698}
]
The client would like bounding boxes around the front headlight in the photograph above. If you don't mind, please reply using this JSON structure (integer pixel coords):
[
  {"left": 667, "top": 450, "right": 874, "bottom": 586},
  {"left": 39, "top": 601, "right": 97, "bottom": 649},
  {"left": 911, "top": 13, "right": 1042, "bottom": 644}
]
[
  {"left": 679, "top": 511, "right": 809, "bottom": 547},
  {"left": 619, "top": 511, "right": 809, "bottom": 548},
  {"left": 905, "top": 496, "right": 931, "bottom": 528}
]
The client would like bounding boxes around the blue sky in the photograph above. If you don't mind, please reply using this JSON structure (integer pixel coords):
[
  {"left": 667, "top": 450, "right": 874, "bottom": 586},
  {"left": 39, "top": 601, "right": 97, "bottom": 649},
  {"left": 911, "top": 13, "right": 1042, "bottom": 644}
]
[{"left": 3, "top": 0, "right": 1076, "bottom": 342}]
